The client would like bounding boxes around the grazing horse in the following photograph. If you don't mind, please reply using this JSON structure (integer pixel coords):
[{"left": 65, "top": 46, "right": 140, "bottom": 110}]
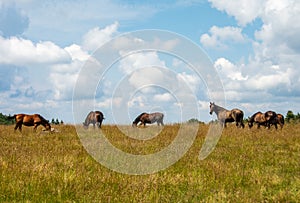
[
  {"left": 83, "top": 111, "right": 104, "bottom": 129},
  {"left": 269, "top": 113, "right": 284, "bottom": 129},
  {"left": 264, "top": 111, "right": 278, "bottom": 129},
  {"left": 132, "top": 112, "right": 164, "bottom": 127},
  {"left": 209, "top": 102, "right": 245, "bottom": 128},
  {"left": 248, "top": 111, "right": 278, "bottom": 129},
  {"left": 8, "top": 114, "right": 51, "bottom": 132},
  {"left": 248, "top": 112, "right": 267, "bottom": 129}
]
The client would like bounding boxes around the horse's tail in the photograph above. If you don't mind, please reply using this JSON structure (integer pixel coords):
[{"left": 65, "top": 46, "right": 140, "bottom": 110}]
[
  {"left": 232, "top": 109, "right": 243, "bottom": 121},
  {"left": 133, "top": 112, "right": 147, "bottom": 124}
]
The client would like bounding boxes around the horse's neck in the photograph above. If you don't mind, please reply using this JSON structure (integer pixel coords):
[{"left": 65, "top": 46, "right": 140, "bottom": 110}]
[{"left": 214, "top": 105, "right": 227, "bottom": 114}]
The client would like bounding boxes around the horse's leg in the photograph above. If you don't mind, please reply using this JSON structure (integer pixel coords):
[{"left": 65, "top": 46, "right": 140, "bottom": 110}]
[
  {"left": 14, "top": 124, "right": 19, "bottom": 131},
  {"left": 274, "top": 123, "right": 278, "bottom": 130},
  {"left": 99, "top": 121, "right": 102, "bottom": 129},
  {"left": 241, "top": 121, "right": 245, "bottom": 128},
  {"left": 16, "top": 123, "right": 22, "bottom": 132},
  {"left": 257, "top": 124, "right": 260, "bottom": 129},
  {"left": 33, "top": 123, "right": 39, "bottom": 132}
]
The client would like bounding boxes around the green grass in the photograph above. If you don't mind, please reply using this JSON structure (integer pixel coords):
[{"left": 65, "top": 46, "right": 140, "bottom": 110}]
[{"left": 0, "top": 124, "right": 299, "bottom": 202}]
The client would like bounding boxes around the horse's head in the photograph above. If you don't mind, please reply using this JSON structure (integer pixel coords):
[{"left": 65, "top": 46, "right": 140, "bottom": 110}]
[
  {"left": 248, "top": 121, "right": 253, "bottom": 128},
  {"left": 209, "top": 102, "right": 215, "bottom": 115},
  {"left": 44, "top": 122, "right": 52, "bottom": 131},
  {"left": 83, "top": 122, "right": 89, "bottom": 129}
]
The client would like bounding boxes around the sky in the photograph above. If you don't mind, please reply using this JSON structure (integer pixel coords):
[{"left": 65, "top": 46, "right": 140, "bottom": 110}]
[{"left": 1, "top": 0, "right": 300, "bottom": 124}]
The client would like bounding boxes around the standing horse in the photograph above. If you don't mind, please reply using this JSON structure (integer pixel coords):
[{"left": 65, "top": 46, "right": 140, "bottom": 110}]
[
  {"left": 132, "top": 112, "right": 164, "bottom": 127},
  {"left": 83, "top": 111, "right": 104, "bottom": 129},
  {"left": 209, "top": 102, "right": 245, "bottom": 128},
  {"left": 8, "top": 114, "right": 51, "bottom": 132}
]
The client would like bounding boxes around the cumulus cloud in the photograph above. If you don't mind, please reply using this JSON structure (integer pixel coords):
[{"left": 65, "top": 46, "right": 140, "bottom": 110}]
[
  {"left": 200, "top": 26, "right": 246, "bottom": 49},
  {"left": 0, "top": 36, "right": 71, "bottom": 66},
  {"left": 214, "top": 58, "right": 247, "bottom": 81},
  {"left": 82, "top": 22, "right": 119, "bottom": 52},
  {"left": 208, "top": 0, "right": 263, "bottom": 26},
  {"left": 205, "top": 0, "right": 300, "bottom": 111},
  {"left": 119, "top": 51, "right": 166, "bottom": 75}
]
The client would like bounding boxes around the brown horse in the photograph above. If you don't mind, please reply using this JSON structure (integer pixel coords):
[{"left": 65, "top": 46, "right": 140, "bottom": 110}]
[
  {"left": 269, "top": 113, "right": 284, "bottom": 129},
  {"left": 8, "top": 114, "right": 51, "bottom": 132},
  {"left": 248, "top": 112, "right": 266, "bottom": 129},
  {"left": 209, "top": 102, "right": 245, "bottom": 128},
  {"left": 248, "top": 111, "right": 278, "bottom": 129},
  {"left": 83, "top": 111, "right": 104, "bottom": 129},
  {"left": 132, "top": 112, "right": 164, "bottom": 127}
]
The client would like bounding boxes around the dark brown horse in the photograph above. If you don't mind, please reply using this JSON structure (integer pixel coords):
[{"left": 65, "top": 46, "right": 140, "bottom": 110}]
[
  {"left": 269, "top": 113, "right": 284, "bottom": 129},
  {"left": 8, "top": 114, "right": 51, "bottom": 132},
  {"left": 209, "top": 102, "right": 245, "bottom": 128},
  {"left": 248, "top": 112, "right": 266, "bottom": 129},
  {"left": 276, "top": 113, "right": 285, "bottom": 129},
  {"left": 83, "top": 111, "right": 104, "bottom": 129},
  {"left": 248, "top": 111, "right": 278, "bottom": 129},
  {"left": 132, "top": 112, "right": 164, "bottom": 127}
]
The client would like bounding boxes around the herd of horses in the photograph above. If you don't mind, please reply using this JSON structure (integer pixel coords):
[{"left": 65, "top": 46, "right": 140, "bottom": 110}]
[
  {"left": 7, "top": 102, "right": 285, "bottom": 132},
  {"left": 209, "top": 102, "right": 285, "bottom": 130}
]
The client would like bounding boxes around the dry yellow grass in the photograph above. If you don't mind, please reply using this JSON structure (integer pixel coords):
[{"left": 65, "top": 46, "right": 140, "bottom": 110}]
[{"left": 0, "top": 123, "right": 299, "bottom": 202}]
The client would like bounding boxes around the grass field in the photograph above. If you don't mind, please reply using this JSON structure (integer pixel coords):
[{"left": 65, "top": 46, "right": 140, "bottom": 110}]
[{"left": 0, "top": 123, "right": 299, "bottom": 202}]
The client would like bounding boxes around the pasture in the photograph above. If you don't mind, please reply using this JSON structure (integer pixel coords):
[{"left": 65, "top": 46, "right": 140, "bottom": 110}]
[{"left": 0, "top": 124, "right": 299, "bottom": 202}]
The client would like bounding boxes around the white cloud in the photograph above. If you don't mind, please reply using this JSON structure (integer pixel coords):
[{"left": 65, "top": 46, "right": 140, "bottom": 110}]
[
  {"left": 214, "top": 58, "right": 247, "bottom": 81},
  {"left": 0, "top": 36, "right": 71, "bottom": 66},
  {"left": 82, "top": 22, "right": 119, "bottom": 52},
  {"left": 208, "top": 0, "right": 263, "bottom": 26},
  {"left": 200, "top": 26, "right": 246, "bottom": 49},
  {"left": 64, "top": 44, "right": 90, "bottom": 61},
  {"left": 119, "top": 51, "right": 166, "bottom": 75},
  {"left": 206, "top": 0, "right": 300, "bottom": 109},
  {"left": 176, "top": 72, "right": 201, "bottom": 93},
  {"left": 153, "top": 93, "right": 173, "bottom": 102}
]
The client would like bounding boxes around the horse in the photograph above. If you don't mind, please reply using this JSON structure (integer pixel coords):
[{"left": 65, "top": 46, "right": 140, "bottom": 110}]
[
  {"left": 248, "top": 112, "right": 267, "bottom": 129},
  {"left": 209, "top": 102, "right": 245, "bottom": 128},
  {"left": 276, "top": 113, "right": 285, "bottom": 129},
  {"left": 8, "top": 114, "right": 51, "bottom": 132},
  {"left": 83, "top": 111, "right": 104, "bottom": 129},
  {"left": 132, "top": 112, "right": 164, "bottom": 127},
  {"left": 264, "top": 110, "right": 278, "bottom": 129},
  {"left": 248, "top": 111, "right": 278, "bottom": 129},
  {"left": 269, "top": 113, "right": 284, "bottom": 129}
]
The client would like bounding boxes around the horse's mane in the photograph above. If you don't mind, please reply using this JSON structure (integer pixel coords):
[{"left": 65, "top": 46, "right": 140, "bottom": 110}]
[
  {"left": 213, "top": 103, "right": 228, "bottom": 112},
  {"left": 133, "top": 112, "right": 147, "bottom": 124},
  {"left": 37, "top": 114, "right": 50, "bottom": 124},
  {"left": 249, "top": 111, "right": 262, "bottom": 122}
]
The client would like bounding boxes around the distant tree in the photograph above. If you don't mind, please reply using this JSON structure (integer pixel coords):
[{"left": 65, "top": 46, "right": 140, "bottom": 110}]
[
  {"left": 55, "top": 119, "right": 59, "bottom": 125},
  {"left": 51, "top": 118, "right": 56, "bottom": 125},
  {"left": 0, "top": 113, "right": 15, "bottom": 125},
  {"left": 187, "top": 118, "right": 205, "bottom": 124},
  {"left": 286, "top": 110, "right": 295, "bottom": 123}
]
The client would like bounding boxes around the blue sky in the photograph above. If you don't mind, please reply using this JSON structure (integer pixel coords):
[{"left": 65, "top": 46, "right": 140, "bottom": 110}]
[{"left": 1, "top": 0, "right": 300, "bottom": 124}]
